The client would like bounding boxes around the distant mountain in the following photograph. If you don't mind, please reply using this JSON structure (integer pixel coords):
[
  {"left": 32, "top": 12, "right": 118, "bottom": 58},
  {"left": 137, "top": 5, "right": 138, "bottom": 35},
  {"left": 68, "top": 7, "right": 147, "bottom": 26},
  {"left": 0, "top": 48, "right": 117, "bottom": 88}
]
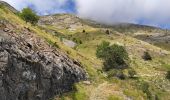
[{"left": 39, "top": 13, "right": 170, "bottom": 50}]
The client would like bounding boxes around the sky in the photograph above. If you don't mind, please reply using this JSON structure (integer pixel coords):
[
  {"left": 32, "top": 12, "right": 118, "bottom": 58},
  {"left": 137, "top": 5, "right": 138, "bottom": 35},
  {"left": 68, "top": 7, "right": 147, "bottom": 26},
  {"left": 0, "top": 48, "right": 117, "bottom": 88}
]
[{"left": 3, "top": 0, "right": 170, "bottom": 29}]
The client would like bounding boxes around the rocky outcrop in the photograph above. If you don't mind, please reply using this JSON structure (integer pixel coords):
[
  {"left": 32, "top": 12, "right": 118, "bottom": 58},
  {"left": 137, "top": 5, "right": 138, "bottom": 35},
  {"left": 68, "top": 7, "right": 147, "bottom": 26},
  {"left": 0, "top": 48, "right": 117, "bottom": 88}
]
[{"left": 0, "top": 20, "right": 86, "bottom": 100}]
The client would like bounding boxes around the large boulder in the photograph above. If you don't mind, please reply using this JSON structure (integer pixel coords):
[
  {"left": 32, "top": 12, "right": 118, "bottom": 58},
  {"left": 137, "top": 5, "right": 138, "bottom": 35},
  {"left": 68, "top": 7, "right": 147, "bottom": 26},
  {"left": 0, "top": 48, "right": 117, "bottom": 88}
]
[{"left": 0, "top": 20, "right": 86, "bottom": 100}]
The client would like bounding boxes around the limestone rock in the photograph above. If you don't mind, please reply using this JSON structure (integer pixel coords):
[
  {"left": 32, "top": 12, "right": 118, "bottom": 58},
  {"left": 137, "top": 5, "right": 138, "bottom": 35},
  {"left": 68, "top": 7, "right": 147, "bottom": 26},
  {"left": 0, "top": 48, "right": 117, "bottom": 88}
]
[{"left": 0, "top": 20, "right": 86, "bottom": 100}]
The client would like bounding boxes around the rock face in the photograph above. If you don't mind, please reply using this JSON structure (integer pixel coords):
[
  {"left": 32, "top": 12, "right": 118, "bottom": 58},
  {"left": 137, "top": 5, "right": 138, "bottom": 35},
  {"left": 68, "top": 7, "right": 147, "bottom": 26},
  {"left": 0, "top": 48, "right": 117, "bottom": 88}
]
[{"left": 0, "top": 20, "right": 86, "bottom": 100}]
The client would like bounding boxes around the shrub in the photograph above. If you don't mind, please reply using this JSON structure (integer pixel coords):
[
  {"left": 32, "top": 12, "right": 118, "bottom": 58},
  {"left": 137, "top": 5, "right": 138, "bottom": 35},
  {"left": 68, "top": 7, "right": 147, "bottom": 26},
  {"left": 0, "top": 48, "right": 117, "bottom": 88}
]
[
  {"left": 73, "top": 38, "right": 82, "bottom": 44},
  {"left": 96, "top": 41, "right": 129, "bottom": 71},
  {"left": 166, "top": 71, "right": 170, "bottom": 80},
  {"left": 106, "top": 30, "right": 110, "bottom": 34},
  {"left": 142, "top": 51, "right": 152, "bottom": 61},
  {"left": 82, "top": 29, "right": 86, "bottom": 33},
  {"left": 19, "top": 8, "right": 39, "bottom": 25},
  {"left": 128, "top": 69, "right": 137, "bottom": 78}
]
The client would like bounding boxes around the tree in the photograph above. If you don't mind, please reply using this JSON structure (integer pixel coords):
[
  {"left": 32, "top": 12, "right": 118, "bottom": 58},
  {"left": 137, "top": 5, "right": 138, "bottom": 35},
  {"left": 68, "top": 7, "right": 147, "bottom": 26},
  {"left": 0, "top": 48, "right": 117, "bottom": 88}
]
[
  {"left": 20, "top": 8, "right": 39, "bottom": 25},
  {"left": 96, "top": 41, "right": 129, "bottom": 71}
]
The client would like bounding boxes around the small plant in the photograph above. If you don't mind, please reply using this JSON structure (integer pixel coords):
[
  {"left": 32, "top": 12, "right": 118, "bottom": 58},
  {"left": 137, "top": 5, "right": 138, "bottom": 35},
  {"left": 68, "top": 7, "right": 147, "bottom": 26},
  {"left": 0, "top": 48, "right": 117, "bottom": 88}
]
[
  {"left": 106, "top": 30, "right": 110, "bottom": 34},
  {"left": 142, "top": 51, "right": 152, "bottom": 61},
  {"left": 82, "top": 29, "right": 86, "bottom": 33},
  {"left": 166, "top": 71, "right": 170, "bottom": 80},
  {"left": 72, "top": 38, "right": 82, "bottom": 44},
  {"left": 53, "top": 42, "right": 60, "bottom": 48},
  {"left": 128, "top": 69, "right": 137, "bottom": 78},
  {"left": 19, "top": 8, "right": 39, "bottom": 25},
  {"left": 66, "top": 50, "right": 71, "bottom": 54}
]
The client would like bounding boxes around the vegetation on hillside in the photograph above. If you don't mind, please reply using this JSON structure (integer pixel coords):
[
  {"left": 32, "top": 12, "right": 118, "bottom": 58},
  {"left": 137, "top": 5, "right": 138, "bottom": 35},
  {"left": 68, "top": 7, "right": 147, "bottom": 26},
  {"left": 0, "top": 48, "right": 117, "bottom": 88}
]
[
  {"left": 128, "top": 68, "right": 137, "bottom": 78},
  {"left": 96, "top": 41, "right": 129, "bottom": 70},
  {"left": 142, "top": 51, "right": 152, "bottom": 61},
  {"left": 19, "top": 8, "right": 39, "bottom": 25}
]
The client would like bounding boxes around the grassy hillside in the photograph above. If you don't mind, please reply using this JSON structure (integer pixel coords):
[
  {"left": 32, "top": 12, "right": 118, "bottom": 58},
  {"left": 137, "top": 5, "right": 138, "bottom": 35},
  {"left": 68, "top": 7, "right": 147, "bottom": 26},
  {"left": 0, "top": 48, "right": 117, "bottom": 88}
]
[
  {"left": 39, "top": 14, "right": 170, "bottom": 100},
  {"left": 1, "top": 5, "right": 170, "bottom": 100}
]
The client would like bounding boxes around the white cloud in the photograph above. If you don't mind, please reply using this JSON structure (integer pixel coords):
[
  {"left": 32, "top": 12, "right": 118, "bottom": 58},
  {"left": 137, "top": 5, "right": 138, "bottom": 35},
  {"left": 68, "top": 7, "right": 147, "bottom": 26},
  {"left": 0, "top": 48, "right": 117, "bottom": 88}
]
[
  {"left": 3, "top": 0, "right": 170, "bottom": 27},
  {"left": 75, "top": 0, "right": 170, "bottom": 26}
]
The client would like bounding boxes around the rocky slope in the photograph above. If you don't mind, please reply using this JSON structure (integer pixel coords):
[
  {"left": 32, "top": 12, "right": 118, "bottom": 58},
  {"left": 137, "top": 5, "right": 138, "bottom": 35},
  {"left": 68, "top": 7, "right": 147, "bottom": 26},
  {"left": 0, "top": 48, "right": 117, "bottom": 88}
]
[{"left": 0, "top": 10, "right": 86, "bottom": 100}]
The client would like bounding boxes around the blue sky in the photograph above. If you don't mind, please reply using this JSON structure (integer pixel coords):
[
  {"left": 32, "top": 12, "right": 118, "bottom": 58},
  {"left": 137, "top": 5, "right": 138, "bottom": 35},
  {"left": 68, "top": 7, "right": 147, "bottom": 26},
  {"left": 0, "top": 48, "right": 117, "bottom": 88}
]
[
  {"left": 4, "top": 0, "right": 76, "bottom": 15},
  {"left": 4, "top": 0, "right": 170, "bottom": 29}
]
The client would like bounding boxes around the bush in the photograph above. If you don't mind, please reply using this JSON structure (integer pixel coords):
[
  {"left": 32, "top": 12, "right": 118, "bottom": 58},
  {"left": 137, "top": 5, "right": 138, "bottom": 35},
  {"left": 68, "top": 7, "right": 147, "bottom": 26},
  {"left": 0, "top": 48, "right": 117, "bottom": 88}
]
[
  {"left": 128, "top": 69, "right": 137, "bottom": 78},
  {"left": 96, "top": 41, "right": 129, "bottom": 71},
  {"left": 166, "top": 71, "right": 170, "bottom": 80},
  {"left": 142, "top": 51, "right": 152, "bottom": 61},
  {"left": 82, "top": 29, "right": 86, "bottom": 33},
  {"left": 106, "top": 30, "right": 110, "bottom": 34},
  {"left": 19, "top": 8, "right": 39, "bottom": 25},
  {"left": 72, "top": 38, "right": 82, "bottom": 44}
]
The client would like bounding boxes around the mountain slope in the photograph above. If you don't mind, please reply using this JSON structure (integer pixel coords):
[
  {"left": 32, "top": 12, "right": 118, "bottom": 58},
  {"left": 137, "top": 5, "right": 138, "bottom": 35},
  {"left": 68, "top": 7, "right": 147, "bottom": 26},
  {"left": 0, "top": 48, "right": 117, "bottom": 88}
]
[
  {"left": 39, "top": 14, "right": 170, "bottom": 100},
  {"left": 0, "top": 2, "right": 170, "bottom": 100},
  {"left": 39, "top": 14, "right": 170, "bottom": 51}
]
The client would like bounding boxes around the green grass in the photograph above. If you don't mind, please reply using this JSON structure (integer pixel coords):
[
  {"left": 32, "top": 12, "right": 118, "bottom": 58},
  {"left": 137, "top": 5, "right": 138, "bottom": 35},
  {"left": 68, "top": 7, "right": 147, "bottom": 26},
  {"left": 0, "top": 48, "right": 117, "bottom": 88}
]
[
  {"left": 163, "top": 64, "right": 170, "bottom": 70},
  {"left": 123, "top": 89, "right": 144, "bottom": 100},
  {"left": 72, "top": 83, "right": 88, "bottom": 100},
  {"left": 107, "top": 95, "right": 123, "bottom": 100}
]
